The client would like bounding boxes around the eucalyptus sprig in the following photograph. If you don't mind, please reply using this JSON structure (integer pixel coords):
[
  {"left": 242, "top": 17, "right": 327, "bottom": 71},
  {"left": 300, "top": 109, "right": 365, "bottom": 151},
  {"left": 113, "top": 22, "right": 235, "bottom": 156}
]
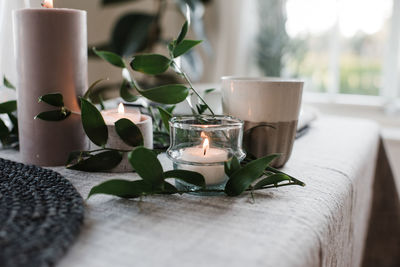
[
  {"left": 36, "top": 93, "right": 143, "bottom": 171},
  {"left": 0, "top": 76, "right": 18, "bottom": 148},
  {"left": 88, "top": 146, "right": 305, "bottom": 199},
  {"left": 92, "top": 18, "right": 214, "bottom": 116},
  {"left": 34, "top": 17, "right": 306, "bottom": 196}
]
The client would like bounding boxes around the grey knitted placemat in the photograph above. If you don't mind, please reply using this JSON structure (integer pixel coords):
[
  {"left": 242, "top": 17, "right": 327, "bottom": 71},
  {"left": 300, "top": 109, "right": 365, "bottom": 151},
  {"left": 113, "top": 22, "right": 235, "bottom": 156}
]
[{"left": 0, "top": 158, "right": 84, "bottom": 267}]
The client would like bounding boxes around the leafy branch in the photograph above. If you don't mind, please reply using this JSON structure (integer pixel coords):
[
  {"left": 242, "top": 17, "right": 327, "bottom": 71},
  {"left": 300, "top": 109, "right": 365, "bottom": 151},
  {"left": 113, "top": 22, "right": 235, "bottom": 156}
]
[
  {"left": 0, "top": 76, "right": 18, "bottom": 148},
  {"left": 88, "top": 147, "right": 305, "bottom": 199}
]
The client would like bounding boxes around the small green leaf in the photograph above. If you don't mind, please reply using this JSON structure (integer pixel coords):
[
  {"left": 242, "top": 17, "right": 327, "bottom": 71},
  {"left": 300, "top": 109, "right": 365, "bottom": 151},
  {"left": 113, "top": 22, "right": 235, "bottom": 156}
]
[
  {"left": 196, "top": 104, "right": 207, "bottom": 114},
  {"left": 38, "top": 93, "right": 64, "bottom": 107},
  {"left": 120, "top": 79, "right": 138, "bottom": 102},
  {"left": 111, "top": 13, "right": 155, "bottom": 56},
  {"left": 176, "top": 21, "right": 188, "bottom": 45},
  {"left": 130, "top": 54, "right": 171, "bottom": 75},
  {"left": 84, "top": 78, "right": 107, "bottom": 99},
  {"left": 88, "top": 179, "right": 153, "bottom": 199},
  {"left": 225, "top": 154, "right": 280, "bottom": 196},
  {"left": 157, "top": 107, "right": 172, "bottom": 133},
  {"left": 102, "top": 0, "right": 139, "bottom": 5},
  {"left": 0, "top": 118, "right": 9, "bottom": 138},
  {"left": 66, "top": 151, "right": 92, "bottom": 166},
  {"left": 162, "top": 182, "right": 178, "bottom": 194},
  {"left": 3, "top": 76, "right": 15, "bottom": 90},
  {"left": 93, "top": 48, "right": 126, "bottom": 68},
  {"left": 164, "top": 170, "right": 205, "bottom": 187},
  {"left": 204, "top": 88, "right": 215, "bottom": 94},
  {"left": 7, "top": 113, "right": 17, "bottom": 135},
  {"left": 35, "top": 109, "right": 71, "bottom": 121},
  {"left": 253, "top": 174, "right": 291, "bottom": 189},
  {"left": 128, "top": 147, "right": 164, "bottom": 188},
  {"left": 67, "top": 151, "right": 122, "bottom": 172},
  {"left": 80, "top": 98, "right": 108, "bottom": 146},
  {"left": 115, "top": 118, "right": 144, "bottom": 147},
  {"left": 224, "top": 156, "right": 241, "bottom": 177},
  {"left": 0, "top": 101, "right": 17, "bottom": 114},
  {"left": 165, "top": 105, "right": 176, "bottom": 114},
  {"left": 173, "top": 40, "right": 202, "bottom": 58},
  {"left": 136, "top": 84, "right": 189, "bottom": 104}
]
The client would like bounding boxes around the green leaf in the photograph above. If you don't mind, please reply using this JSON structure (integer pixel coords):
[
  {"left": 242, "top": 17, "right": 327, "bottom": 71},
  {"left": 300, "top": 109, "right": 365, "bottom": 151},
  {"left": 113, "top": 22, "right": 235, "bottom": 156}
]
[
  {"left": 120, "top": 79, "right": 138, "bottom": 102},
  {"left": 225, "top": 154, "right": 280, "bottom": 196},
  {"left": 204, "top": 88, "right": 215, "bottom": 94},
  {"left": 88, "top": 179, "right": 153, "bottom": 199},
  {"left": 35, "top": 109, "right": 71, "bottom": 121},
  {"left": 102, "top": 0, "right": 139, "bottom": 5},
  {"left": 157, "top": 107, "right": 172, "bottom": 133},
  {"left": 80, "top": 98, "right": 108, "bottom": 146},
  {"left": 128, "top": 147, "right": 164, "bottom": 188},
  {"left": 164, "top": 170, "right": 205, "bottom": 187},
  {"left": 84, "top": 78, "right": 107, "bottom": 99},
  {"left": 66, "top": 151, "right": 92, "bottom": 166},
  {"left": 165, "top": 105, "right": 176, "bottom": 114},
  {"left": 136, "top": 84, "right": 189, "bottom": 104},
  {"left": 7, "top": 113, "right": 17, "bottom": 134},
  {"left": 67, "top": 151, "right": 122, "bottom": 172},
  {"left": 115, "top": 118, "right": 144, "bottom": 147},
  {"left": 93, "top": 48, "right": 126, "bottom": 68},
  {"left": 253, "top": 174, "right": 291, "bottom": 189},
  {"left": 176, "top": 21, "right": 188, "bottom": 45},
  {"left": 196, "top": 104, "right": 207, "bottom": 114},
  {"left": 3, "top": 76, "right": 15, "bottom": 89},
  {"left": 162, "top": 182, "right": 178, "bottom": 194},
  {"left": 130, "top": 54, "right": 171, "bottom": 75},
  {"left": 173, "top": 40, "right": 202, "bottom": 58},
  {"left": 38, "top": 93, "right": 64, "bottom": 107},
  {"left": 0, "top": 101, "right": 17, "bottom": 114},
  {"left": 111, "top": 13, "right": 155, "bottom": 56},
  {"left": 0, "top": 118, "right": 9, "bottom": 138},
  {"left": 224, "top": 156, "right": 241, "bottom": 177}
]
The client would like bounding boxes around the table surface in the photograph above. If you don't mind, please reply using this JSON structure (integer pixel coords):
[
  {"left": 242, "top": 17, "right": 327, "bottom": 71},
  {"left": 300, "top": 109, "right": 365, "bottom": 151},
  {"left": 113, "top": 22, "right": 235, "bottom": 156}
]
[{"left": 0, "top": 116, "right": 383, "bottom": 267}]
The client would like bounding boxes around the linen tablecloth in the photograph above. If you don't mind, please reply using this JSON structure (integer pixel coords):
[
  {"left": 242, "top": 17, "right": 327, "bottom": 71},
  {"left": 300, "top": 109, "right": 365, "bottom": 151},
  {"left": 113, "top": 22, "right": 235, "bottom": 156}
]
[{"left": 0, "top": 116, "right": 398, "bottom": 267}]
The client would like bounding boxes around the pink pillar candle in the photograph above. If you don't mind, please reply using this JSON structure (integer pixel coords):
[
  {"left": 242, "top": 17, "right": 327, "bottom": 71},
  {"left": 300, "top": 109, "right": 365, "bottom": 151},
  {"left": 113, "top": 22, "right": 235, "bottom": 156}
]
[{"left": 14, "top": 7, "right": 88, "bottom": 166}]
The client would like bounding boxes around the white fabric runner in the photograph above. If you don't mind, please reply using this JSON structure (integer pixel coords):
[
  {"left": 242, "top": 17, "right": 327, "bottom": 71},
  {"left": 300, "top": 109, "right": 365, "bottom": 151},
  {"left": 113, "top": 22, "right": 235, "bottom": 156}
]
[{"left": 0, "top": 116, "right": 398, "bottom": 267}]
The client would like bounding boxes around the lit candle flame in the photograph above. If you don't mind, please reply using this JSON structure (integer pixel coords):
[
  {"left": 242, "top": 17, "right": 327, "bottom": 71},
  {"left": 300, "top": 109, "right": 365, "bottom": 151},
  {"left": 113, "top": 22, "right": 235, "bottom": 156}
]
[
  {"left": 202, "top": 137, "right": 209, "bottom": 156},
  {"left": 118, "top": 103, "right": 125, "bottom": 114},
  {"left": 41, "top": 0, "right": 53, "bottom": 8}
]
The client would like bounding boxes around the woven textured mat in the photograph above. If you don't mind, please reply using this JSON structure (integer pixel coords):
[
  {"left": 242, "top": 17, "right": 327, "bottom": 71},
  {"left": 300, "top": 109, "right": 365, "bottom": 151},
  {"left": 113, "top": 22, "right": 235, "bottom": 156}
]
[{"left": 0, "top": 158, "right": 84, "bottom": 267}]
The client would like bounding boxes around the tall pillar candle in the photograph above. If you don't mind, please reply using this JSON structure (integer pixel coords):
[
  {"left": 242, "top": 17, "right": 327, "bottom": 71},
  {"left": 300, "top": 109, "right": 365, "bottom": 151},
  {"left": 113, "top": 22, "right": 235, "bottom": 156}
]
[{"left": 14, "top": 4, "right": 88, "bottom": 166}]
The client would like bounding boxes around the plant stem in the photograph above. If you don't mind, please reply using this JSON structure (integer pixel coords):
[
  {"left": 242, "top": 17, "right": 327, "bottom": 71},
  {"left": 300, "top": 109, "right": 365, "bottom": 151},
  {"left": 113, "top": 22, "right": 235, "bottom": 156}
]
[
  {"left": 172, "top": 61, "right": 215, "bottom": 116},
  {"left": 82, "top": 147, "right": 132, "bottom": 154}
]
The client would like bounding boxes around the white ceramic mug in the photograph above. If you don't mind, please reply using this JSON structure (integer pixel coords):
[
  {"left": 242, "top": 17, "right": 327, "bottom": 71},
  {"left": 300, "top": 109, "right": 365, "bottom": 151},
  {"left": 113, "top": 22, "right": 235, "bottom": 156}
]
[{"left": 221, "top": 77, "right": 304, "bottom": 167}]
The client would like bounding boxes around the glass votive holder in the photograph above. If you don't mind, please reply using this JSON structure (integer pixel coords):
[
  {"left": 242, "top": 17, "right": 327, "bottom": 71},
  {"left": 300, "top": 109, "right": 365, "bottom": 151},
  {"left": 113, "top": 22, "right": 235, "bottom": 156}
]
[{"left": 167, "top": 115, "right": 246, "bottom": 194}]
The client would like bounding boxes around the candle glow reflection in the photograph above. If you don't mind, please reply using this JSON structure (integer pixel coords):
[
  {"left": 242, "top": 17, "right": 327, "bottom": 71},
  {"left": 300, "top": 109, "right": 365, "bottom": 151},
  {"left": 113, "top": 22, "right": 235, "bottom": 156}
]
[
  {"left": 41, "top": 0, "right": 53, "bottom": 8},
  {"left": 118, "top": 103, "right": 124, "bottom": 114}
]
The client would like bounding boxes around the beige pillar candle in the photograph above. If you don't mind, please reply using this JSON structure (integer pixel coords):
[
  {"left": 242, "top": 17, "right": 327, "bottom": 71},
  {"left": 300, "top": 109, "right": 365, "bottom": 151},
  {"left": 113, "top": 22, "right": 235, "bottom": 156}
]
[{"left": 13, "top": 2, "right": 88, "bottom": 166}]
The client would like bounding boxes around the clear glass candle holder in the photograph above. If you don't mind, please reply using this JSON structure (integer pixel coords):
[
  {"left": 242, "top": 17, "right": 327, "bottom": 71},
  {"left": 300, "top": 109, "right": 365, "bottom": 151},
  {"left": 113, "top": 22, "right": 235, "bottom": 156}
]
[{"left": 167, "top": 115, "right": 246, "bottom": 194}]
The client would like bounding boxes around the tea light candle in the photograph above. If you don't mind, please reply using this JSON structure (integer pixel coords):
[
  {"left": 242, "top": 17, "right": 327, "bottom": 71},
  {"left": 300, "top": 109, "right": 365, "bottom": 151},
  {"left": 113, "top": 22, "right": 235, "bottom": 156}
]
[
  {"left": 93, "top": 103, "right": 153, "bottom": 172},
  {"left": 101, "top": 103, "right": 141, "bottom": 125},
  {"left": 180, "top": 134, "right": 228, "bottom": 185}
]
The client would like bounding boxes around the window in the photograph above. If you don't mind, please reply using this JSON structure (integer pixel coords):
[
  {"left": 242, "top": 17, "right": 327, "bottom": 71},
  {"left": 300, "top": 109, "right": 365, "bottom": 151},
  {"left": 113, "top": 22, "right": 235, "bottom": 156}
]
[{"left": 256, "top": 0, "right": 394, "bottom": 98}]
